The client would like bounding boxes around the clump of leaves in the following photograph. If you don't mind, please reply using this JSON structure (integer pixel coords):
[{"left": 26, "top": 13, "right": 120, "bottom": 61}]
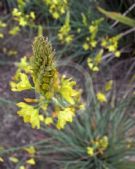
[{"left": 37, "top": 97, "right": 135, "bottom": 169}]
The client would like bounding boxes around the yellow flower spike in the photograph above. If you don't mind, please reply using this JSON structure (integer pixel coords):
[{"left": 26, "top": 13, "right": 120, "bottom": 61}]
[
  {"left": 96, "top": 92, "right": 107, "bottom": 103},
  {"left": 87, "top": 147, "right": 94, "bottom": 157},
  {"left": 44, "top": 117, "right": 53, "bottom": 125},
  {"left": 105, "top": 80, "right": 113, "bottom": 91},
  {"left": 23, "top": 146, "right": 36, "bottom": 155},
  {"left": 26, "top": 158, "right": 36, "bottom": 165},
  {"left": 9, "top": 157, "right": 19, "bottom": 163},
  {"left": 32, "top": 36, "right": 59, "bottom": 99}
]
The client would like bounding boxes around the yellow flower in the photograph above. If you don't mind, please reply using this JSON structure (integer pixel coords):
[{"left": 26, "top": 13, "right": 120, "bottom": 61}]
[
  {"left": 96, "top": 92, "right": 107, "bottom": 103},
  {"left": 90, "top": 40, "right": 97, "bottom": 48},
  {"left": 0, "top": 157, "right": 4, "bottom": 162},
  {"left": 0, "top": 21, "right": 6, "bottom": 28},
  {"left": 60, "top": 76, "right": 79, "bottom": 105},
  {"left": 9, "top": 157, "right": 19, "bottom": 163},
  {"left": 19, "top": 166, "right": 25, "bottom": 169},
  {"left": 10, "top": 72, "right": 32, "bottom": 92},
  {"left": 23, "top": 146, "right": 36, "bottom": 155},
  {"left": 105, "top": 80, "right": 113, "bottom": 91},
  {"left": 83, "top": 43, "right": 89, "bottom": 51},
  {"left": 19, "top": 17, "right": 27, "bottom": 27},
  {"left": 26, "top": 158, "right": 36, "bottom": 165},
  {"left": 12, "top": 8, "right": 21, "bottom": 17},
  {"left": 30, "top": 11, "right": 35, "bottom": 20},
  {"left": 44, "top": 117, "right": 53, "bottom": 125},
  {"left": 108, "top": 45, "right": 116, "bottom": 52},
  {"left": 87, "top": 58, "right": 99, "bottom": 72},
  {"left": 56, "top": 107, "right": 75, "bottom": 129},
  {"left": 45, "top": 0, "right": 68, "bottom": 19},
  {"left": 9, "top": 26, "right": 20, "bottom": 35},
  {"left": 115, "top": 51, "right": 121, "bottom": 57},
  {"left": 17, "top": 102, "right": 40, "bottom": 129},
  {"left": 99, "top": 136, "right": 109, "bottom": 150},
  {"left": 15, "top": 56, "right": 32, "bottom": 73},
  {"left": 87, "top": 146, "right": 94, "bottom": 157}
]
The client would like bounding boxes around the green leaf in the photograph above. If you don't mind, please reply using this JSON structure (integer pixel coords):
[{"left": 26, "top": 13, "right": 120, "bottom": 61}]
[{"left": 97, "top": 6, "right": 135, "bottom": 27}]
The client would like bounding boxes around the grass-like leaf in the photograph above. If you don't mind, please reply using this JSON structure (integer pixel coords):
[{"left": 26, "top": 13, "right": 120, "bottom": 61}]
[{"left": 97, "top": 6, "right": 135, "bottom": 27}]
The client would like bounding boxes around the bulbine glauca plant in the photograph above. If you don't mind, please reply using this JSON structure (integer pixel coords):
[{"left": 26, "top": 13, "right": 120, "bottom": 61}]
[
  {"left": 9, "top": 36, "right": 135, "bottom": 169},
  {"left": 10, "top": 35, "right": 83, "bottom": 130}
]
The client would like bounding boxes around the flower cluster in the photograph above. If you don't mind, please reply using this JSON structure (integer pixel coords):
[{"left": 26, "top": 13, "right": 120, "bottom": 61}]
[
  {"left": 83, "top": 18, "right": 104, "bottom": 50},
  {"left": 0, "top": 146, "right": 37, "bottom": 169},
  {"left": 87, "top": 136, "right": 109, "bottom": 157},
  {"left": 58, "top": 12, "right": 74, "bottom": 44},
  {"left": 31, "top": 36, "right": 59, "bottom": 99},
  {"left": 101, "top": 35, "right": 121, "bottom": 57},
  {"left": 87, "top": 49, "right": 103, "bottom": 72},
  {"left": 44, "top": 0, "right": 68, "bottom": 19},
  {"left": 12, "top": 8, "right": 35, "bottom": 27},
  {"left": 96, "top": 80, "right": 113, "bottom": 103},
  {"left": 10, "top": 36, "right": 83, "bottom": 129},
  {"left": 9, "top": 8, "right": 35, "bottom": 36}
]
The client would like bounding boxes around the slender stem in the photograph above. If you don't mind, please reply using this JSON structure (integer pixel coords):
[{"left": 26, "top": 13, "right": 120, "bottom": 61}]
[{"left": 120, "top": 27, "right": 135, "bottom": 38}]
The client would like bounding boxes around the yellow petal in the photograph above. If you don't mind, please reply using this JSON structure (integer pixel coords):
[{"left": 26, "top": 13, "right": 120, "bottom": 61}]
[
  {"left": 9, "top": 157, "right": 19, "bottom": 163},
  {"left": 0, "top": 157, "right": 4, "bottom": 162},
  {"left": 26, "top": 158, "right": 36, "bottom": 165},
  {"left": 19, "top": 166, "right": 26, "bottom": 169},
  {"left": 105, "top": 80, "right": 113, "bottom": 91},
  {"left": 23, "top": 146, "right": 36, "bottom": 155},
  {"left": 96, "top": 92, "right": 107, "bottom": 103},
  {"left": 87, "top": 147, "right": 94, "bottom": 157}
]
